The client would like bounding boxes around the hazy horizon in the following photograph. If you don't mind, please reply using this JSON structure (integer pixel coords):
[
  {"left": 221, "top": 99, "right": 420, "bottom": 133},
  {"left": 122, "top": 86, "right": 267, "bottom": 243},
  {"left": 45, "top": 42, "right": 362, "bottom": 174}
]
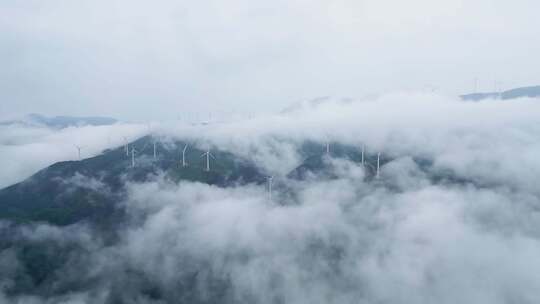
[{"left": 2, "top": 0, "right": 540, "bottom": 120}]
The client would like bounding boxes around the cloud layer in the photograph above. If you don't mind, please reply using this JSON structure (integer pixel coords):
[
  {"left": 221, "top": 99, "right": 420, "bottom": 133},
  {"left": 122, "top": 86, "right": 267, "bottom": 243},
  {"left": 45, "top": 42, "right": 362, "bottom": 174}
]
[
  {"left": 1, "top": 93, "right": 540, "bottom": 303},
  {"left": 2, "top": 0, "right": 540, "bottom": 119}
]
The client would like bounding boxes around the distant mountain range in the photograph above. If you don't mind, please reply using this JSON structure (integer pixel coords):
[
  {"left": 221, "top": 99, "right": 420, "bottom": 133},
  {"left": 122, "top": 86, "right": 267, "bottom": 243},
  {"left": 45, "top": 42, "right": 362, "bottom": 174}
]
[
  {"left": 2, "top": 85, "right": 538, "bottom": 226},
  {"left": 0, "top": 136, "right": 266, "bottom": 226},
  {"left": 460, "top": 85, "right": 540, "bottom": 101},
  {"left": 0, "top": 113, "right": 118, "bottom": 128},
  {"left": 0, "top": 137, "right": 396, "bottom": 227},
  {"left": 0, "top": 134, "right": 483, "bottom": 228},
  {"left": 280, "top": 85, "right": 540, "bottom": 115}
]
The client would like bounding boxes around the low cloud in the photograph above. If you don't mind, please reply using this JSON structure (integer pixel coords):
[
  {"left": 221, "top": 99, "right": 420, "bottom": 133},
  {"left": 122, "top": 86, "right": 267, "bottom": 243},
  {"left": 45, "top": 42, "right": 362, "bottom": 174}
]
[
  {"left": 0, "top": 123, "right": 147, "bottom": 188},
  {"left": 3, "top": 169, "right": 540, "bottom": 303},
  {"left": 1, "top": 93, "right": 540, "bottom": 303}
]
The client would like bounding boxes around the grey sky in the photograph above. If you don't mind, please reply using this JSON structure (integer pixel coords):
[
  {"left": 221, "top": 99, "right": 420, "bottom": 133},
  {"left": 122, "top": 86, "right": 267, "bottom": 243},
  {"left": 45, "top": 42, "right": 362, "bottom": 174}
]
[{"left": 1, "top": 0, "right": 539, "bottom": 120}]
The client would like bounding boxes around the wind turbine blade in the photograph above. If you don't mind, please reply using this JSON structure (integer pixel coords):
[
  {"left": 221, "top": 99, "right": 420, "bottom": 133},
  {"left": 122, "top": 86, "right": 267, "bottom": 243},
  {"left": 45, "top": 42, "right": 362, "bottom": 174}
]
[{"left": 209, "top": 153, "right": 216, "bottom": 159}]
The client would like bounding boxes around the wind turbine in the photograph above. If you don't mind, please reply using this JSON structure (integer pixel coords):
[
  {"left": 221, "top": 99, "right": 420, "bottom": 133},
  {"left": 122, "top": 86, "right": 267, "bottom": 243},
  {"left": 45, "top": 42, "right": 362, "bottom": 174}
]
[
  {"left": 266, "top": 176, "right": 274, "bottom": 201},
  {"left": 74, "top": 145, "right": 84, "bottom": 160},
  {"left": 200, "top": 148, "right": 215, "bottom": 172},
  {"left": 123, "top": 137, "right": 129, "bottom": 156},
  {"left": 131, "top": 147, "right": 137, "bottom": 168},
  {"left": 376, "top": 152, "right": 381, "bottom": 179},
  {"left": 361, "top": 145, "right": 365, "bottom": 166},
  {"left": 153, "top": 140, "right": 157, "bottom": 161},
  {"left": 182, "top": 144, "right": 189, "bottom": 167},
  {"left": 325, "top": 142, "right": 330, "bottom": 156}
]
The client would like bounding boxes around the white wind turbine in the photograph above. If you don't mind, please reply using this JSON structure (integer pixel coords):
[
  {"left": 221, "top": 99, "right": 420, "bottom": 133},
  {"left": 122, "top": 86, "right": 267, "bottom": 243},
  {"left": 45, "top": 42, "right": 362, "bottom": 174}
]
[
  {"left": 145, "top": 123, "right": 158, "bottom": 161},
  {"left": 325, "top": 142, "right": 330, "bottom": 156},
  {"left": 361, "top": 145, "right": 365, "bottom": 166},
  {"left": 74, "top": 144, "right": 84, "bottom": 160},
  {"left": 182, "top": 144, "right": 189, "bottom": 167},
  {"left": 200, "top": 148, "right": 215, "bottom": 172},
  {"left": 376, "top": 152, "right": 381, "bottom": 179},
  {"left": 266, "top": 176, "right": 274, "bottom": 201},
  {"left": 123, "top": 137, "right": 129, "bottom": 156},
  {"left": 131, "top": 147, "right": 137, "bottom": 168}
]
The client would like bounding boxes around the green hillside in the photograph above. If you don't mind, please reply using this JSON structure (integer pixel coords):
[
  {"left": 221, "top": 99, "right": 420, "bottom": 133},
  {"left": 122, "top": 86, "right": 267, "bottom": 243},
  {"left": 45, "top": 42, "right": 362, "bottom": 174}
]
[
  {"left": 0, "top": 136, "right": 267, "bottom": 226},
  {"left": 0, "top": 137, "right": 429, "bottom": 227}
]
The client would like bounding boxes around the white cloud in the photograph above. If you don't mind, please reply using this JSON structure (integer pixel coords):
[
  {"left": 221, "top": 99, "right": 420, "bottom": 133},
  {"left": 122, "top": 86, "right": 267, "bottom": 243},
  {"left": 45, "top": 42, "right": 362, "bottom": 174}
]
[
  {"left": 0, "top": 89, "right": 539, "bottom": 303},
  {"left": 1, "top": 0, "right": 539, "bottom": 119},
  {"left": 0, "top": 123, "right": 147, "bottom": 188}
]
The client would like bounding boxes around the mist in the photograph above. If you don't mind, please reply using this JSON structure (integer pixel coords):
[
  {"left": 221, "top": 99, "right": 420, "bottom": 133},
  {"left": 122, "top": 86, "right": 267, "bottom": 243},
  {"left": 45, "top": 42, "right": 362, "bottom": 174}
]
[
  {"left": 2, "top": 0, "right": 540, "bottom": 302},
  {"left": 0, "top": 123, "right": 147, "bottom": 188},
  {"left": 1, "top": 93, "right": 540, "bottom": 303},
  {"left": 2, "top": 0, "right": 540, "bottom": 119}
]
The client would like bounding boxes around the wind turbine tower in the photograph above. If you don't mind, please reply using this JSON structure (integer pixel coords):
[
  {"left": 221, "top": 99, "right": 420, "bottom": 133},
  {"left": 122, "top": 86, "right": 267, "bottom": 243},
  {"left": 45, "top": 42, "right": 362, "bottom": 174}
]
[
  {"left": 376, "top": 152, "right": 381, "bottom": 179},
  {"left": 153, "top": 141, "right": 157, "bottom": 161},
  {"left": 266, "top": 176, "right": 274, "bottom": 201},
  {"left": 74, "top": 145, "right": 84, "bottom": 160},
  {"left": 131, "top": 147, "right": 137, "bottom": 168},
  {"left": 182, "top": 144, "right": 189, "bottom": 167},
  {"left": 325, "top": 143, "right": 330, "bottom": 156},
  {"left": 201, "top": 148, "right": 215, "bottom": 172},
  {"left": 123, "top": 137, "right": 129, "bottom": 156},
  {"left": 361, "top": 145, "right": 365, "bottom": 166}
]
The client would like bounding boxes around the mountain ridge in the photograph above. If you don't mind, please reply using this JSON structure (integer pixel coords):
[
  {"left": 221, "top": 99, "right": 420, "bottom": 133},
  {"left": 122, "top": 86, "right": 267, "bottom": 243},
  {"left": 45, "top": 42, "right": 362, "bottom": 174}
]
[
  {"left": 0, "top": 114, "right": 118, "bottom": 129},
  {"left": 460, "top": 85, "right": 540, "bottom": 101}
]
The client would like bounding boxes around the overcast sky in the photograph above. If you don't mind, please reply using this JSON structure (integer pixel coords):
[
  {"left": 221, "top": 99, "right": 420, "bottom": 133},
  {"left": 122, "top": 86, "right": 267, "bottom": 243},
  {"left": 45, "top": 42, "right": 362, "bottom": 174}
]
[{"left": 1, "top": 0, "right": 539, "bottom": 120}]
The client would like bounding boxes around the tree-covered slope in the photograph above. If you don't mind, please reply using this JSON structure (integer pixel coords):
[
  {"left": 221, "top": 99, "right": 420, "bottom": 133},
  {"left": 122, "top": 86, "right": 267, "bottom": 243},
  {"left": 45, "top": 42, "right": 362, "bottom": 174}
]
[{"left": 0, "top": 136, "right": 267, "bottom": 226}]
